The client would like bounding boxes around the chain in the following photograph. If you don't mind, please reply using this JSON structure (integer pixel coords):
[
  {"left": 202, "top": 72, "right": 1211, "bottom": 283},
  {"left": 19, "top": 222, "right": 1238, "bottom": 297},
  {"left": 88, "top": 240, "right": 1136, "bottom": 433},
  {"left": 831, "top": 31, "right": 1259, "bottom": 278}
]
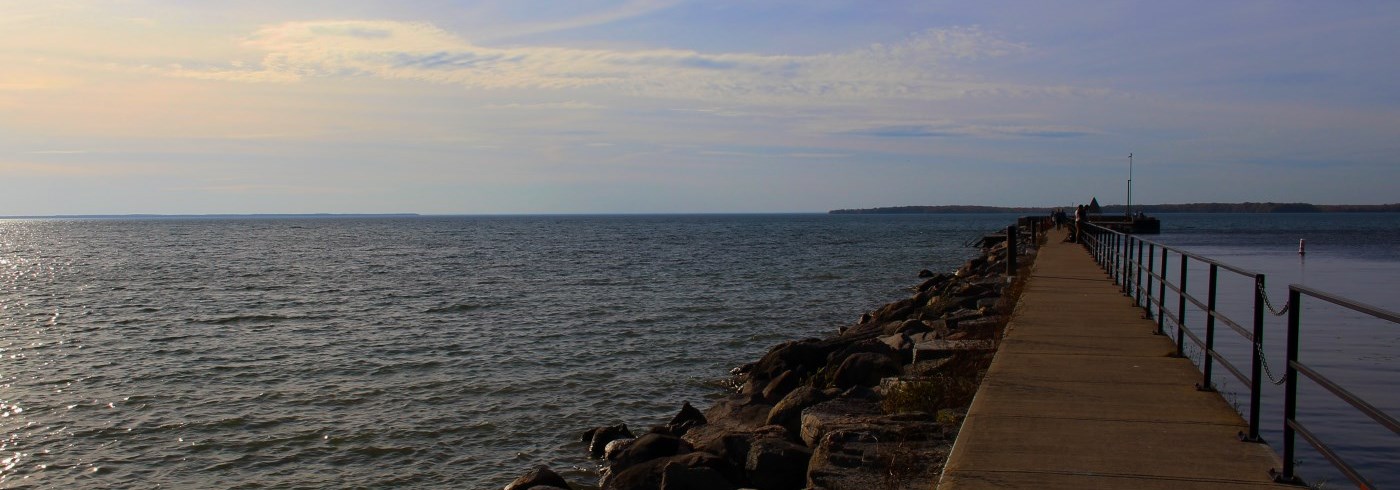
[
  {"left": 1257, "top": 282, "right": 1290, "bottom": 316},
  {"left": 1256, "top": 341, "right": 1288, "bottom": 386}
]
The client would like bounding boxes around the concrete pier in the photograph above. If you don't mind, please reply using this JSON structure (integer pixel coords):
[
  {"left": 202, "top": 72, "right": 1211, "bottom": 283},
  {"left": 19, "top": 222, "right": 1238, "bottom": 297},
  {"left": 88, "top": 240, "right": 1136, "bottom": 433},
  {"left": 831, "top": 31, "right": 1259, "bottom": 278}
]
[{"left": 938, "top": 228, "right": 1292, "bottom": 489}]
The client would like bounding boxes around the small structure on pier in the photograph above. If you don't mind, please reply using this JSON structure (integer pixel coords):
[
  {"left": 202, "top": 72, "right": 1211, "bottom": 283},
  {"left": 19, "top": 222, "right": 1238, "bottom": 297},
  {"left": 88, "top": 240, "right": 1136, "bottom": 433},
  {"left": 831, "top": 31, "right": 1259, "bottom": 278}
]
[{"left": 1084, "top": 195, "right": 1161, "bottom": 234}]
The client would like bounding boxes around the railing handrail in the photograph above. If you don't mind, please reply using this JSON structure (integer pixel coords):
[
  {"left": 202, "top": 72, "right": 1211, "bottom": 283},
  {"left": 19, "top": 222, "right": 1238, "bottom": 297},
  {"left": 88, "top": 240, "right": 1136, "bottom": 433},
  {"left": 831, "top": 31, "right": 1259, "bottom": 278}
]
[
  {"left": 1079, "top": 220, "right": 1398, "bottom": 488},
  {"left": 1291, "top": 283, "right": 1400, "bottom": 323},
  {"left": 1084, "top": 222, "right": 1264, "bottom": 278},
  {"left": 1080, "top": 222, "right": 1263, "bottom": 394},
  {"left": 1277, "top": 284, "right": 1400, "bottom": 488}
]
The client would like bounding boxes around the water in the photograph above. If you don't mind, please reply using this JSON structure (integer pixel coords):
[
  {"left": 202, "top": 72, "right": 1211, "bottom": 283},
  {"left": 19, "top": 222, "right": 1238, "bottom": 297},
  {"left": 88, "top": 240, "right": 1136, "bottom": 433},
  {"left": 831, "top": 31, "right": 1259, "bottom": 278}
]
[
  {"left": 0, "top": 214, "right": 1012, "bottom": 489},
  {"left": 1148, "top": 213, "right": 1400, "bottom": 488}
]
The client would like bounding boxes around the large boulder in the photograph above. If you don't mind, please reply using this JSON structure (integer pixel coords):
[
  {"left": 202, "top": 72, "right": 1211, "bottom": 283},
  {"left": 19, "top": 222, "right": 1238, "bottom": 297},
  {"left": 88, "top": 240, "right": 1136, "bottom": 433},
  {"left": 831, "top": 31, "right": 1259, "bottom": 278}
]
[
  {"left": 759, "top": 369, "right": 800, "bottom": 403},
  {"left": 701, "top": 394, "right": 774, "bottom": 433},
  {"left": 607, "top": 433, "right": 692, "bottom": 477},
  {"left": 664, "top": 402, "right": 707, "bottom": 437},
  {"left": 605, "top": 452, "right": 738, "bottom": 490},
  {"left": 745, "top": 437, "right": 812, "bottom": 490},
  {"left": 744, "top": 339, "right": 832, "bottom": 390},
  {"left": 682, "top": 423, "right": 790, "bottom": 472},
  {"left": 831, "top": 352, "right": 901, "bottom": 390},
  {"left": 583, "top": 424, "right": 635, "bottom": 458},
  {"left": 765, "top": 386, "right": 828, "bottom": 435},
  {"left": 806, "top": 429, "right": 948, "bottom": 489},
  {"left": 661, "top": 462, "right": 737, "bottom": 490},
  {"left": 504, "top": 465, "right": 572, "bottom": 490},
  {"left": 823, "top": 339, "right": 900, "bottom": 380}
]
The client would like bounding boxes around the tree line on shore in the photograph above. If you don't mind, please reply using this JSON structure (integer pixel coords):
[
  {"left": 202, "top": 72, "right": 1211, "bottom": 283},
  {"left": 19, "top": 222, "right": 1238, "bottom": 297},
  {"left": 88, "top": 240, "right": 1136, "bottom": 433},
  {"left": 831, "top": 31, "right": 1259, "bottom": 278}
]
[{"left": 830, "top": 202, "right": 1400, "bottom": 214}]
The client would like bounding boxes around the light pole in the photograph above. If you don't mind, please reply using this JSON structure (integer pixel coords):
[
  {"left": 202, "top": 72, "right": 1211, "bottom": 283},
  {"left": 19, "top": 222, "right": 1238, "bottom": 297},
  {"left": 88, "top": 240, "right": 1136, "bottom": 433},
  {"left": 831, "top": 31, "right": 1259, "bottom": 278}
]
[{"left": 1126, "top": 153, "right": 1133, "bottom": 217}]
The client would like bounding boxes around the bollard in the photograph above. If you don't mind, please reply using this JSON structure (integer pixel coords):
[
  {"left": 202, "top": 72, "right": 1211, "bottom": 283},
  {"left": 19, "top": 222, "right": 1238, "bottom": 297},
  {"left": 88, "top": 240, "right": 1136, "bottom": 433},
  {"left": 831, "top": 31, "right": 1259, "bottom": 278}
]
[{"left": 1006, "top": 225, "right": 1018, "bottom": 276}]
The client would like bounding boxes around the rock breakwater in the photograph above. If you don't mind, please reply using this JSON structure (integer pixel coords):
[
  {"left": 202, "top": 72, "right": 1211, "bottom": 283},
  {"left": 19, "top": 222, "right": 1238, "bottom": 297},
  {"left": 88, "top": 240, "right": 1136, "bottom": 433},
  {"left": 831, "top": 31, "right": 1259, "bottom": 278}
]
[{"left": 507, "top": 224, "right": 1041, "bottom": 490}]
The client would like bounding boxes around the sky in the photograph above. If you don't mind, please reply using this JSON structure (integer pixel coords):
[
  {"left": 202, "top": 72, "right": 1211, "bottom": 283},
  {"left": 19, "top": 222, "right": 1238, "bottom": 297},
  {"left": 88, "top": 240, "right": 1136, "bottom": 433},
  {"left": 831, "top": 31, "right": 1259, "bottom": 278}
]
[{"left": 2, "top": 1, "right": 1398, "bottom": 214}]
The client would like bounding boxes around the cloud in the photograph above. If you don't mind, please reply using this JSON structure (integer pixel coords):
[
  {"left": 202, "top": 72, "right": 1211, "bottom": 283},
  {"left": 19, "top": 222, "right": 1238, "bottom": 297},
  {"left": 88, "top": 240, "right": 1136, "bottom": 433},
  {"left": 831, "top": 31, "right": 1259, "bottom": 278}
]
[
  {"left": 482, "top": 101, "right": 606, "bottom": 110},
  {"left": 845, "top": 122, "right": 1098, "bottom": 139},
  {"left": 479, "top": 0, "right": 681, "bottom": 41},
  {"left": 171, "top": 20, "right": 1028, "bottom": 103},
  {"left": 0, "top": 160, "right": 162, "bottom": 177}
]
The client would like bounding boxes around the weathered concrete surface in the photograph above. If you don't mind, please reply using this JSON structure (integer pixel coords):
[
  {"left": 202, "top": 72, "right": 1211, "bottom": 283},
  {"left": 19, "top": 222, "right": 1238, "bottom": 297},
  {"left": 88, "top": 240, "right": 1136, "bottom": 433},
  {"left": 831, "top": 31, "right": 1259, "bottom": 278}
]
[{"left": 938, "top": 228, "right": 1292, "bottom": 489}]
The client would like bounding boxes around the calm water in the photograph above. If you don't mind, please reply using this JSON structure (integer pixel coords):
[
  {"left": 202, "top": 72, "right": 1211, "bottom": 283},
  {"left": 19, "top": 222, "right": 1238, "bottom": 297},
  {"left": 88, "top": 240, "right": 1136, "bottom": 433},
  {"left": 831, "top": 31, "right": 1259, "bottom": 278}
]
[
  {"left": 2, "top": 213, "right": 1394, "bottom": 489},
  {"left": 1151, "top": 213, "right": 1400, "bottom": 488},
  {"left": 0, "top": 214, "right": 1012, "bottom": 489}
]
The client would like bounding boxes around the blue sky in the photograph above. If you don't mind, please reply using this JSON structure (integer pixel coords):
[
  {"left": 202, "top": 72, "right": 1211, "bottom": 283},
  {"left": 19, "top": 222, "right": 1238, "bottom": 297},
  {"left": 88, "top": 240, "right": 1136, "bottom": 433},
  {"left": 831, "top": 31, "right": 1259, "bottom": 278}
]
[{"left": 2, "top": 1, "right": 1397, "bottom": 214}]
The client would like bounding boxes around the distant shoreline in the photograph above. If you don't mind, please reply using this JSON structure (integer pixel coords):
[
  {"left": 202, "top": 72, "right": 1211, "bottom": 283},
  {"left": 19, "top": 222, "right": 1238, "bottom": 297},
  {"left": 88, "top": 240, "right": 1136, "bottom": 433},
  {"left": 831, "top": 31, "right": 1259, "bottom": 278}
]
[
  {"left": 0, "top": 213, "right": 422, "bottom": 219},
  {"left": 830, "top": 203, "right": 1400, "bottom": 214}
]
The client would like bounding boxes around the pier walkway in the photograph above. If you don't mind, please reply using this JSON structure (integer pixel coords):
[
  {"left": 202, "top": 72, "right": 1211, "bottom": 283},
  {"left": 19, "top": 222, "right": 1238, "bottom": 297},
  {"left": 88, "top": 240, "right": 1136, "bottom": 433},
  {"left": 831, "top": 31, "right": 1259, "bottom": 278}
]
[{"left": 938, "top": 228, "right": 1291, "bottom": 489}]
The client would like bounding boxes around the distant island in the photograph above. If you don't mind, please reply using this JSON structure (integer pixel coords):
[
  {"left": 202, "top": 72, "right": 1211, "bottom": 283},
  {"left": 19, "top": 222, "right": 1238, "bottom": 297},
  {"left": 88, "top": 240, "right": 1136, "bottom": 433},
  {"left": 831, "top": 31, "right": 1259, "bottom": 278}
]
[{"left": 829, "top": 203, "right": 1400, "bottom": 214}]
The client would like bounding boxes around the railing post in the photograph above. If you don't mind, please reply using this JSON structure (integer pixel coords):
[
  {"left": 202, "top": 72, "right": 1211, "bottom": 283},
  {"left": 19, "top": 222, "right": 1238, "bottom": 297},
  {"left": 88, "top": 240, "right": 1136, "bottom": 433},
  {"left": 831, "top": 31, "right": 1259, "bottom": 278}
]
[
  {"left": 1122, "top": 234, "right": 1133, "bottom": 295},
  {"left": 1244, "top": 274, "right": 1265, "bottom": 443},
  {"left": 1095, "top": 228, "right": 1104, "bottom": 265},
  {"left": 1200, "top": 264, "right": 1218, "bottom": 391},
  {"left": 1156, "top": 248, "right": 1168, "bottom": 335},
  {"left": 1006, "top": 225, "right": 1018, "bottom": 275},
  {"left": 1176, "top": 255, "right": 1188, "bottom": 356},
  {"left": 1145, "top": 243, "right": 1155, "bottom": 317},
  {"left": 1135, "top": 240, "right": 1145, "bottom": 308},
  {"left": 1276, "top": 287, "right": 1302, "bottom": 483},
  {"left": 1109, "top": 232, "right": 1118, "bottom": 283},
  {"left": 1113, "top": 232, "right": 1121, "bottom": 280}
]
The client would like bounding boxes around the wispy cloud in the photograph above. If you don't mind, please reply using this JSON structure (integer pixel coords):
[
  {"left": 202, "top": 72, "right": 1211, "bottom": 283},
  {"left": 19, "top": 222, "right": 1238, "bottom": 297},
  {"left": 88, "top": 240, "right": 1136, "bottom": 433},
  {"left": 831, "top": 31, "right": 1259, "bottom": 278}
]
[
  {"left": 482, "top": 101, "right": 607, "bottom": 110},
  {"left": 844, "top": 122, "right": 1098, "bottom": 140},
  {"left": 170, "top": 20, "right": 1027, "bottom": 104},
  {"left": 27, "top": 149, "right": 91, "bottom": 154},
  {"left": 478, "top": 0, "right": 681, "bottom": 42}
]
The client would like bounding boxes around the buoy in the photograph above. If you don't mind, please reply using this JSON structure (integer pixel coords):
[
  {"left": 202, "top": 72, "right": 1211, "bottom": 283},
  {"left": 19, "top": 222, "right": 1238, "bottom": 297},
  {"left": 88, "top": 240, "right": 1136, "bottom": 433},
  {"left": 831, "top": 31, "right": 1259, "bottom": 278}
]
[{"left": 1299, "top": 239, "right": 1306, "bottom": 256}]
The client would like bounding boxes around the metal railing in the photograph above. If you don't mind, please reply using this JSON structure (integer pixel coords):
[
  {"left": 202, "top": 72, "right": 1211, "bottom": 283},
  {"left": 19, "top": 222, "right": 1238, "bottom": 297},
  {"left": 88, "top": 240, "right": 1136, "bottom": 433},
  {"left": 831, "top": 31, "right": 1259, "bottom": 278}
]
[
  {"left": 1080, "top": 222, "right": 1269, "bottom": 443},
  {"left": 1275, "top": 285, "right": 1400, "bottom": 487},
  {"left": 1079, "top": 221, "right": 1399, "bottom": 488}
]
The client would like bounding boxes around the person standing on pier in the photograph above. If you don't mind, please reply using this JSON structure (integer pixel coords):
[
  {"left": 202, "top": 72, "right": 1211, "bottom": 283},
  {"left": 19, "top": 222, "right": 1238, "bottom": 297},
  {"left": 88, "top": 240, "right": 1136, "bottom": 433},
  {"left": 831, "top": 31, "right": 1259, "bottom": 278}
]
[{"left": 1072, "top": 205, "right": 1086, "bottom": 243}]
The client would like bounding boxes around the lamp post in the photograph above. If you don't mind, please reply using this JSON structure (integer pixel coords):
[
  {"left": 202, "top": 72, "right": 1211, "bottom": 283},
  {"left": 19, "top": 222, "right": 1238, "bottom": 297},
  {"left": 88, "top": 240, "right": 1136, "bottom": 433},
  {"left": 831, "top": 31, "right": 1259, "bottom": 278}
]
[{"left": 1126, "top": 153, "right": 1133, "bottom": 217}]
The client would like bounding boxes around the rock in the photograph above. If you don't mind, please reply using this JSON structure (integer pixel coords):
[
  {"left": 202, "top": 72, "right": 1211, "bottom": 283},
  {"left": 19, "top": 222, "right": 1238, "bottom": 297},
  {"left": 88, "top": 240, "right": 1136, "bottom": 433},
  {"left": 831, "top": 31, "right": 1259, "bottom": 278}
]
[
  {"left": 661, "top": 462, "right": 737, "bottom": 490},
  {"left": 915, "top": 273, "right": 950, "bottom": 292},
  {"left": 799, "top": 398, "right": 881, "bottom": 447},
  {"left": 608, "top": 433, "right": 692, "bottom": 476},
  {"left": 917, "top": 269, "right": 934, "bottom": 278},
  {"left": 584, "top": 424, "right": 635, "bottom": 458},
  {"left": 806, "top": 429, "right": 948, "bottom": 489},
  {"left": 827, "top": 339, "right": 898, "bottom": 369},
  {"left": 681, "top": 423, "right": 789, "bottom": 472},
  {"left": 831, "top": 352, "right": 901, "bottom": 390},
  {"left": 749, "top": 339, "right": 829, "bottom": 382},
  {"left": 760, "top": 369, "right": 800, "bottom": 403},
  {"left": 701, "top": 394, "right": 774, "bottom": 433},
  {"left": 765, "top": 385, "right": 827, "bottom": 434},
  {"left": 504, "top": 465, "right": 572, "bottom": 490},
  {"left": 604, "top": 438, "right": 635, "bottom": 462},
  {"left": 666, "top": 402, "right": 707, "bottom": 437},
  {"left": 746, "top": 437, "right": 812, "bottom": 490},
  {"left": 603, "top": 458, "right": 669, "bottom": 490},
  {"left": 868, "top": 296, "right": 918, "bottom": 325},
  {"left": 838, "top": 385, "right": 880, "bottom": 401},
  {"left": 894, "top": 319, "right": 932, "bottom": 336},
  {"left": 912, "top": 339, "right": 997, "bottom": 362},
  {"left": 606, "top": 452, "right": 739, "bottom": 490}
]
